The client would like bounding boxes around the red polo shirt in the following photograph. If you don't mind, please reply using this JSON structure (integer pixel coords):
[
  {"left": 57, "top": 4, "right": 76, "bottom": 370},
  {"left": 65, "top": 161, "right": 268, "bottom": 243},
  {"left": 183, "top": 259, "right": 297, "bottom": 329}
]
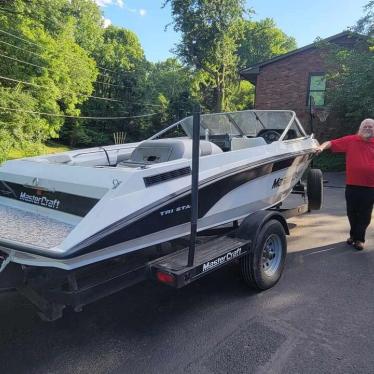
[{"left": 330, "top": 135, "right": 374, "bottom": 187}]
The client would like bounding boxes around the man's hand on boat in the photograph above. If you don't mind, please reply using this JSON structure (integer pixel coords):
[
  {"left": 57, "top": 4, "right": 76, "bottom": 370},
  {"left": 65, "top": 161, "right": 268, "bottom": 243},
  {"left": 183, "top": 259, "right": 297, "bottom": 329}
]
[{"left": 316, "top": 141, "right": 331, "bottom": 155}]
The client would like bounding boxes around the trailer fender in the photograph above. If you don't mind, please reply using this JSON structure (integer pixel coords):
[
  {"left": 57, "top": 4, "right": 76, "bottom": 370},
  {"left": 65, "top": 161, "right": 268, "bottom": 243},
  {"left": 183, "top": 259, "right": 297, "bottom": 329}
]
[{"left": 235, "top": 210, "right": 289, "bottom": 247}]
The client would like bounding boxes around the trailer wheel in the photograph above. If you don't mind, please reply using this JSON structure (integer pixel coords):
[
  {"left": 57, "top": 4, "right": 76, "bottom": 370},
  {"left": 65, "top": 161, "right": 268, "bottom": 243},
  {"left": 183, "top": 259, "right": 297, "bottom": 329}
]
[
  {"left": 240, "top": 219, "right": 287, "bottom": 290},
  {"left": 307, "top": 168, "right": 323, "bottom": 211}
]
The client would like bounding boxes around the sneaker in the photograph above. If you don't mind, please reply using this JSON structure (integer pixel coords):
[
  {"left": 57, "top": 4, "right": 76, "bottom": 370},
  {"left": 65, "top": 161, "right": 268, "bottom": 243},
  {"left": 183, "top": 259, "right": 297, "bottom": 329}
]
[
  {"left": 353, "top": 241, "right": 364, "bottom": 251},
  {"left": 346, "top": 237, "right": 354, "bottom": 245}
]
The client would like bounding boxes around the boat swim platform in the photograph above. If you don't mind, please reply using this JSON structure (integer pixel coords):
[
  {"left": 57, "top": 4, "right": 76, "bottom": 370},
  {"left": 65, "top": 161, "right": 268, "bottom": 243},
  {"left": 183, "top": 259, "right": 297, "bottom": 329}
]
[{"left": 0, "top": 203, "right": 74, "bottom": 249}]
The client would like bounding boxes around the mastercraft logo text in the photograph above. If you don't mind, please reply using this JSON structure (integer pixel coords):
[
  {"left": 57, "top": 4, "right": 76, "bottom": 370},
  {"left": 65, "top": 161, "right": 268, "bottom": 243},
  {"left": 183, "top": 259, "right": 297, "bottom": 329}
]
[{"left": 19, "top": 192, "right": 61, "bottom": 209}]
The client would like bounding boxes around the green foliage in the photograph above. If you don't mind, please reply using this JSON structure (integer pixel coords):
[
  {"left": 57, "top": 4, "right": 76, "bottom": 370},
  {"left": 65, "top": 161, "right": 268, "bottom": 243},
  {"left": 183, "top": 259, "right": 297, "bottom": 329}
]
[
  {"left": 145, "top": 58, "right": 195, "bottom": 131},
  {"left": 237, "top": 18, "right": 297, "bottom": 68},
  {"left": 326, "top": 44, "right": 374, "bottom": 124},
  {"left": 0, "top": 0, "right": 98, "bottom": 159},
  {"left": 0, "top": 0, "right": 299, "bottom": 157},
  {"left": 73, "top": 25, "right": 150, "bottom": 146},
  {"left": 165, "top": 0, "right": 246, "bottom": 112},
  {"left": 225, "top": 80, "right": 255, "bottom": 111},
  {"left": 164, "top": 2, "right": 296, "bottom": 113},
  {"left": 313, "top": 152, "right": 346, "bottom": 172},
  {"left": 14, "top": 0, "right": 104, "bottom": 53},
  {"left": 8, "top": 142, "right": 70, "bottom": 160},
  {"left": 356, "top": 1, "right": 374, "bottom": 36},
  {"left": 0, "top": 87, "right": 48, "bottom": 162},
  {"left": 323, "top": 1, "right": 374, "bottom": 128}
]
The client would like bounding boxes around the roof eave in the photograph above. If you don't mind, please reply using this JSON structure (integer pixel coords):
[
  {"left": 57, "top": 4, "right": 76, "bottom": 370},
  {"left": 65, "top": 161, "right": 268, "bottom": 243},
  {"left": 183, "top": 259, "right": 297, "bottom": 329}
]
[{"left": 239, "top": 67, "right": 259, "bottom": 84}]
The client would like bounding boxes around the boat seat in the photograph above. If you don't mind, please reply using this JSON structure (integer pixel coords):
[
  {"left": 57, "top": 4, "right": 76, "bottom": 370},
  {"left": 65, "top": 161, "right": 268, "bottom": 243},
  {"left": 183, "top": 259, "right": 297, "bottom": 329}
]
[
  {"left": 231, "top": 137, "right": 267, "bottom": 150},
  {"left": 128, "top": 138, "right": 222, "bottom": 164}
]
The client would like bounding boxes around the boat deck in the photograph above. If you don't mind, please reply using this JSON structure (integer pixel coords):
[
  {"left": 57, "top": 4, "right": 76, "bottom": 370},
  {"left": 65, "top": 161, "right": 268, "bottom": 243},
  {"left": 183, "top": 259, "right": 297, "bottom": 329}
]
[{"left": 0, "top": 203, "right": 74, "bottom": 249}]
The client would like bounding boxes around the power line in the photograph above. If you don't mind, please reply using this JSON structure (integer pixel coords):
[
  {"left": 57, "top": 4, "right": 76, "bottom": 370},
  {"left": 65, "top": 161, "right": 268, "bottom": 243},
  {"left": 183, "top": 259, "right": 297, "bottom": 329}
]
[
  {"left": 0, "top": 40, "right": 44, "bottom": 59},
  {"left": 0, "top": 106, "right": 158, "bottom": 120},
  {"left": 0, "top": 75, "right": 48, "bottom": 89},
  {"left": 0, "top": 28, "right": 41, "bottom": 48},
  {"left": 0, "top": 30, "right": 169, "bottom": 108},
  {"left": 0, "top": 52, "right": 51, "bottom": 71},
  {"left": 94, "top": 80, "right": 126, "bottom": 89},
  {"left": 96, "top": 65, "right": 118, "bottom": 74},
  {"left": 0, "top": 74, "right": 124, "bottom": 103},
  {"left": 93, "top": 63, "right": 138, "bottom": 76},
  {"left": 0, "top": 40, "right": 131, "bottom": 82},
  {"left": 0, "top": 27, "right": 139, "bottom": 78},
  {"left": 0, "top": 37, "right": 115, "bottom": 80},
  {"left": 0, "top": 52, "right": 131, "bottom": 89},
  {"left": 0, "top": 75, "right": 162, "bottom": 107},
  {"left": 0, "top": 34, "right": 115, "bottom": 79}
]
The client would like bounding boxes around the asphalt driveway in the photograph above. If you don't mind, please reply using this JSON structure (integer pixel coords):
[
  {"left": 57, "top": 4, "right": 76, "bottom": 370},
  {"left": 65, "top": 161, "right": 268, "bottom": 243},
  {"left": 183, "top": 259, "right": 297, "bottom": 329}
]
[{"left": 1, "top": 172, "right": 374, "bottom": 374}]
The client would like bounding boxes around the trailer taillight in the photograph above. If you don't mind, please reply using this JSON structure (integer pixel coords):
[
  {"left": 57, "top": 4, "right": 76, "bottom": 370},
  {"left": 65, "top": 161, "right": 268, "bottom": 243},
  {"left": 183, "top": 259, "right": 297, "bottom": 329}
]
[{"left": 156, "top": 271, "right": 175, "bottom": 285}]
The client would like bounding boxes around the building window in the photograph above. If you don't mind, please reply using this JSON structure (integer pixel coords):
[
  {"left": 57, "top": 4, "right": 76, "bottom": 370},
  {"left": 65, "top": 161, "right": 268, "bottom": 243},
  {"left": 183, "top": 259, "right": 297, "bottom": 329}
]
[{"left": 307, "top": 73, "right": 326, "bottom": 107}]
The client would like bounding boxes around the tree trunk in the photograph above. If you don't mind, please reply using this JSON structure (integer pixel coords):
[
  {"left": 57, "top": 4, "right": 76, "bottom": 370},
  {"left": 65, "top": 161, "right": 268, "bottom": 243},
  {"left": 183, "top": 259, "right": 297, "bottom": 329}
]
[
  {"left": 214, "top": 71, "right": 225, "bottom": 113},
  {"left": 215, "top": 88, "right": 222, "bottom": 113}
]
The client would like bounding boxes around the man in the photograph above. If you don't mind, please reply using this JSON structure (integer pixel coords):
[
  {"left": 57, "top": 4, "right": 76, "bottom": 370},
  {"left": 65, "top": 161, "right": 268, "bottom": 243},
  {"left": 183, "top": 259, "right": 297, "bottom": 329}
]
[{"left": 317, "top": 118, "right": 374, "bottom": 250}]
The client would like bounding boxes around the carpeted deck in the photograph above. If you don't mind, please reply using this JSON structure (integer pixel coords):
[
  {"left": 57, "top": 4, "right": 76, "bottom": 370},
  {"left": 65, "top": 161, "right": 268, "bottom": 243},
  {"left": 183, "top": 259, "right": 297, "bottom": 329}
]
[{"left": 0, "top": 203, "right": 74, "bottom": 249}]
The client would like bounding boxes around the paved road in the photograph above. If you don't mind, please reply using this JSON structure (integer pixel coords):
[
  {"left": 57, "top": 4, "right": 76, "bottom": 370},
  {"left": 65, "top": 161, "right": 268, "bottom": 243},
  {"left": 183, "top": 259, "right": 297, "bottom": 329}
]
[{"left": 1, "top": 172, "right": 374, "bottom": 374}]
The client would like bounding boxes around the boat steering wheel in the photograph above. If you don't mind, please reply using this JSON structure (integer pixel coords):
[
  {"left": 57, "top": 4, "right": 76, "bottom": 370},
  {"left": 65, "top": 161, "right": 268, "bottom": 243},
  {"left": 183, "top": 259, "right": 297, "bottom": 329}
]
[{"left": 259, "top": 130, "right": 281, "bottom": 144}]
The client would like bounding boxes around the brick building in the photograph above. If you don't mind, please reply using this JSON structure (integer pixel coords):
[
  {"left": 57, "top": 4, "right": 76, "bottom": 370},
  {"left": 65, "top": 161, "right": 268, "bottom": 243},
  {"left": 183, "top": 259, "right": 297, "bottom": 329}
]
[{"left": 240, "top": 31, "right": 363, "bottom": 141}]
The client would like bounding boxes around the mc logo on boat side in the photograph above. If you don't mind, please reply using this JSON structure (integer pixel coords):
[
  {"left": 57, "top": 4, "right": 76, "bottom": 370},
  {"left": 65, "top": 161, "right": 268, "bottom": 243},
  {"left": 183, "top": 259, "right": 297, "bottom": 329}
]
[
  {"left": 272, "top": 177, "right": 284, "bottom": 189},
  {"left": 272, "top": 176, "right": 292, "bottom": 189}
]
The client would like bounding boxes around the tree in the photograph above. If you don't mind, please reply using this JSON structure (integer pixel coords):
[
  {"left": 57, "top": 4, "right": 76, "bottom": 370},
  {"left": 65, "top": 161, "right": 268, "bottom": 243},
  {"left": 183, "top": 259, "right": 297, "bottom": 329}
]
[
  {"left": 13, "top": 0, "right": 105, "bottom": 53},
  {"left": 165, "top": 0, "right": 246, "bottom": 112},
  {"left": 74, "top": 25, "right": 150, "bottom": 146},
  {"left": 0, "top": 0, "right": 98, "bottom": 159},
  {"left": 237, "top": 18, "right": 297, "bottom": 68},
  {"left": 325, "top": 41, "right": 374, "bottom": 124},
  {"left": 324, "top": 2, "right": 374, "bottom": 126},
  {"left": 356, "top": 0, "right": 374, "bottom": 36},
  {"left": 145, "top": 58, "right": 194, "bottom": 135}
]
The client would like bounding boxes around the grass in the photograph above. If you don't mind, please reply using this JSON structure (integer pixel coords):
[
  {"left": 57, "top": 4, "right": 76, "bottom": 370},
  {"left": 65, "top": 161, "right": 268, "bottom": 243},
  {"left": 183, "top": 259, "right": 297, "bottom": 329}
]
[
  {"left": 7, "top": 142, "right": 71, "bottom": 160},
  {"left": 313, "top": 152, "right": 346, "bottom": 172}
]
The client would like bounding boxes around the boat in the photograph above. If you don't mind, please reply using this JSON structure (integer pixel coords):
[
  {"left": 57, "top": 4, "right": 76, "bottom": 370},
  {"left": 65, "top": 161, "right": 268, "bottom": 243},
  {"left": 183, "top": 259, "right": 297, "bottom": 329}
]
[{"left": 0, "top": 110, "right": 318, "bottom": 272}]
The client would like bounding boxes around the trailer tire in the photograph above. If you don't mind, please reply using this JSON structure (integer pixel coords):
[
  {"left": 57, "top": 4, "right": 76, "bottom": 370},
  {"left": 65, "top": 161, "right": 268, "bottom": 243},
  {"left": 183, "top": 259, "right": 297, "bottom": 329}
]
[
  {"left": 240, "top": 219, "right": 287, "bottom": 290},
  {"left": 307, "top": 168, "right": 323, "bottom": 211}
]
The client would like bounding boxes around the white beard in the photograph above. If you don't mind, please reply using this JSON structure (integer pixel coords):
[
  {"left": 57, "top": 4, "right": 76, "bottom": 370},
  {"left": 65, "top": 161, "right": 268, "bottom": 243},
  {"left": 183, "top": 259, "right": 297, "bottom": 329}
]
[{"left": 361, "top": 131, "right": 373, "bottom": 139}]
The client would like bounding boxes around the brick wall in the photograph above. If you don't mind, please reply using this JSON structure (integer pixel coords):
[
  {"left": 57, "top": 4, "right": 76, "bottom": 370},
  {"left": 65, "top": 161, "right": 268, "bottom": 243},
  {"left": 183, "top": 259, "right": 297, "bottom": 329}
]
[{"left": 253, "top": 35, "right": 360, "bottom": 142}]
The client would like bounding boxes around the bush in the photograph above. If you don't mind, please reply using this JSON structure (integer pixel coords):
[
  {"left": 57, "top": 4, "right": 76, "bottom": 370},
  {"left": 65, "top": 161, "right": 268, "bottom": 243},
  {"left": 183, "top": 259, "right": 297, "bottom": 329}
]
[{"left": 313, "top": 152, "right": 346, "bottom": 172}]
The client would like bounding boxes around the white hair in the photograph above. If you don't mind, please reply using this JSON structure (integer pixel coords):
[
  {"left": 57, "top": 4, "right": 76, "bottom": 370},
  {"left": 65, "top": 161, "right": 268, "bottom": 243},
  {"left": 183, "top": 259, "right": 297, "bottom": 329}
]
[{"left": 358, "top": 118, "right": 374, "bottom": 138}]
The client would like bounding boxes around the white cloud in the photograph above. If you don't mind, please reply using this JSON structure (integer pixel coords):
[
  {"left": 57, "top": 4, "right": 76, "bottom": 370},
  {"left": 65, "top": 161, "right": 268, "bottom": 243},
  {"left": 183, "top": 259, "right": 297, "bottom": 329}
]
[
  {"left": 94, "top": 0, "right": 112, "bottom": 7},
  {"left": 125, "top": 6, "right": 137, "bottom": 13},
  {"left": 94, "top": 0, "right": 146, "bottom": 17},
  {"left": 103, "top": 17, "right": 112, "bottom": 28}
]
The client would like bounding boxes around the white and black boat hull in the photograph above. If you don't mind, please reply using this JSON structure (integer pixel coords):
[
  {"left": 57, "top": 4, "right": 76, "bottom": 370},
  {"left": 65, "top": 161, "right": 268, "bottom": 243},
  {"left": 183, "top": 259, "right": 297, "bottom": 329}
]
[{"left": 0, "top": 150, "right": 313, "bottom": 270}]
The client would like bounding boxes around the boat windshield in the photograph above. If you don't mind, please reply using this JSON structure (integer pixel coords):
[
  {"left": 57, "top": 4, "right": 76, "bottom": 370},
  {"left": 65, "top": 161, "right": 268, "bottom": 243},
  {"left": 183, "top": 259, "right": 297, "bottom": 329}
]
[
  {"left": 151, "top": 110, "right": 305, "bottom": 140},
  {"left": 180, "top": 110, "right": 294, "bottom": 137}
]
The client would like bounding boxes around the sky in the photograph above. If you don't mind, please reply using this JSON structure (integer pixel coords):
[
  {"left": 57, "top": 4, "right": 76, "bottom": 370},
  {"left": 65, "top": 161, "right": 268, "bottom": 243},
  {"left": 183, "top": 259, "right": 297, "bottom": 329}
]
[{"left": 97, "top": 0, "right": 370, "bottom": 63}]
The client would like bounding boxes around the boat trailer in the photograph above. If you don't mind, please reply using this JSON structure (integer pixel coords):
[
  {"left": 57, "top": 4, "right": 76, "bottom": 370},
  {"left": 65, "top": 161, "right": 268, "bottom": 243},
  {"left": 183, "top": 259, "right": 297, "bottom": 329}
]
[{"left": 0, "top": 108, "right": 322, "bottom": 321}]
